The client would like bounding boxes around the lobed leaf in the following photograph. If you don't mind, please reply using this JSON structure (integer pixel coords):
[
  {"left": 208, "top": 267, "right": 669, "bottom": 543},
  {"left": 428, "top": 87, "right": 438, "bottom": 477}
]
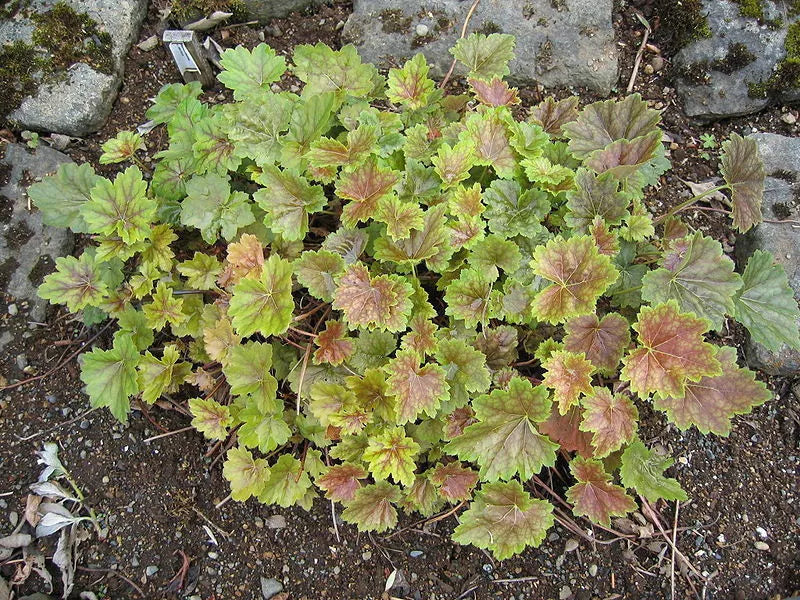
[
  {"left": 189, "top": 398, "right": 232, "bottom": 441},
  {"left": 566, "top": 457, "right": 636, "bottom": 526},
  {"left": 363, "top": 427, "right": 421, "bottom": 486},
  {"left": 341, "top": 481, "right": 401, "bottom": 532},
  {"left": 621, "top": 301, "right": 720, "bottom": 399},
  {"left": 430, "top": 462, "right": 479, "bottom": 501},
  {"left": 317, "top": 463, "right": 367, "bottom": 502},
  {"left": 254, "top": 166, "right": 327, "bottom": 241},
  {"left": 446, "top": 376, "right": 556, "bottom": 481},
  {"left": 564, "top": 313, "right": 631, "bottom": 374},
  {"left": 38, "top": 252, "right": 108, "bottom": 312},
  {"left": 228, "top": 254, "right": 294, "bottom": 338},
  {"left": 385, "top": 350, "right": 450, "bottom": 424},
  {"left": 620, "top": 439, "right": 687, "bottom": 502},
  {"left": 453, "top": 480, "right": 554, "bottom": 560},
  {"left": 653, "top": 347, "right": 770, "bottom": 435},
  {"left": 579, "top": 387, "right": 638, "bottom": 458},
  {"left": 387, "top": 53, "right": 436, "bottom": 110},
  {"left": 733, "top": 250, "right": 800, "bottom": 351},
  {"left": 218, "top": 43, "right": 286, "bottom": 100},
  {"left": 223, "top": 446, "right": 270, "bottom": 501},
  {"left": 79, "top": 334, "right": 140, "bottom": 423},
  {"left": 82, "top": 166, "right": 155, "bottom": 245},
  {"left": 542, "top": 350, "right": 595, "bottom": 415},
  {"left": 720, "top": 133, "right": 765, "bottom": 233},
  {"left": 450, "top": 33, "right": 515, "bottom": 80},
  {"left": 332, "top": 263, "right": 412, "bottom": 332}
]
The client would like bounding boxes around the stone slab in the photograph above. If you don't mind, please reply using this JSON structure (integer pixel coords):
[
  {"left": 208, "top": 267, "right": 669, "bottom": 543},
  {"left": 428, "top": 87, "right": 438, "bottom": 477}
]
[{"left": 343, "top": 0, "right": 618, "bottom": 94}]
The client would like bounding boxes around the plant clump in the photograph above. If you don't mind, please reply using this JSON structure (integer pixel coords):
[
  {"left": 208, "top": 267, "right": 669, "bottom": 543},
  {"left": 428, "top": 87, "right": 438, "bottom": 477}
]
[
  {"left": 31, "top": 2, "right": 113, "bottom": 74},
  {"left": 31, "top": 34, "right": 800, "bottom": 560}
]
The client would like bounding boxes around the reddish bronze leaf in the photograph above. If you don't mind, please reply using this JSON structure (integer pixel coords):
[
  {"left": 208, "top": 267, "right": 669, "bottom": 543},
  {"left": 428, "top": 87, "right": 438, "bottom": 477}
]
[
  {"left": 430, "top": 461, "right": 479, "bottom": 501},
  {"left": 317, "top": 463, "right": 368, "bottom": 502},
  {"left": 566, "top": 457, "right": 636, "bottom": 526},
  {"left": 579, "top": 387, "right": 638, "bottom": 458},
  {"left": 542, "top": 350, "right": 595, "bottom": 414},
  {"left": 564, "top": 313, "right": 631, "bottom": 374},
  {"left": 313, "top": 320, "right": 354, "bottom": 366}
]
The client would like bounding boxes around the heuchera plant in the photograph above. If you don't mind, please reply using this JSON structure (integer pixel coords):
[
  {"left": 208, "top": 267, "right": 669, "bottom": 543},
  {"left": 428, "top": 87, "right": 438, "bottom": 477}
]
[{"left": 32, "top": 34, "right": 800, "bottom": 560}]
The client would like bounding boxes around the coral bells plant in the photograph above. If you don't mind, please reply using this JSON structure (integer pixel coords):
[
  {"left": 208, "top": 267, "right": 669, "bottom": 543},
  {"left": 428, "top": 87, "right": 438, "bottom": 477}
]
[{"left": 33, "top": 33, "right": 800, "bottom": 559}]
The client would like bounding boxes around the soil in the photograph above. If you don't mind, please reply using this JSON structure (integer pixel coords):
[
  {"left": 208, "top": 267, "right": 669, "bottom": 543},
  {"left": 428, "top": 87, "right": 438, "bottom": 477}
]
[{"left": 1, "top": 1, "right": 800, "bottom": 600}]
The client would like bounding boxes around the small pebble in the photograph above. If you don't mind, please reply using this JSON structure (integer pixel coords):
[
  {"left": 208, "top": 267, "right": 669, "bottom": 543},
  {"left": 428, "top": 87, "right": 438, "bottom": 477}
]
[
  {"left": 266, "top": 515, "right": 286, "bottom": 529},
  {"left": 46, "top": 395, "right": 57, "bottom": 404},
  {"left": 7, "top": 304, "right": 17, "bottom": 316},
  {"left": 102, "top": 476, "right": 110, "bottom": 484},
  {"left": 254, "top": 517, "right": 264, "bottom": 528},
  {"left": 208, "top": 551, "right": 219, "bottom": 559},
  {"left": 80, "top": 420, "right": 90, "bottom": 430},
  {"left": 755, "top": 526, "right": 768, "bottom": 539},
  {"left": 565, "top": 538, "right": 579, "bottom": 552},
  {"left": 588, "top": 563, "right": 598, "bottom": 577},
  {"left": 409, "top": 550, "right": 424, "bottom": 558},
  {"left": 260, "top": 577, "right": 284, "bottom": 600},
  {"left": 782, "top": 112, "right": 797, "bottom": 125},
  {"left": 416, "top": 24, "right": 430, "bottom": 36},
  {"left": 9, "top": 512, "right": 18, "bottom": 527},
  {"left": 333, "top": 566, "right": 340, "bottom": 575},
  {"left": 754, "top": 541, "right": 770, "bottom": 551},
  {"left": 651, "top": 55, "right": 665, "bottom": 72},
  {"left": 644, "top": 63, "right": 654, "bottom": 75},
  {"left": 145, "top": 565, "right": 158, "bottom": 577},
  {"left": 559, "top": 585, "right": 572, "bottom": 600},
  {"left": 362, "top": 551, "right": 372, "bottom": 561}
]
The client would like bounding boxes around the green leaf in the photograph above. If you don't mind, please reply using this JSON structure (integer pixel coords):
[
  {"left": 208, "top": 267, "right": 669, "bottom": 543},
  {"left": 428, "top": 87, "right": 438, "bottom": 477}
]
[
  {"left": 641, "top": 233, "right": 742, "bottom": 331},
  {"left": 28, "top": 162, "right": 100, "bottom": 233},
  {"left": 469, "top": 234, "right": 521, "bottom": 278},
  {"left": 253, "top": 166, "right": 327, "bottom": 240},
  {"left": 237, "top": 402, "right": 291, "bottom": 453},
  {"left": 387, "top": 53, "right": 435, "bottom": 110},
  {"left": 341, "top": 481, "right": 401, "bottom": 532},
  {"left": 191, "top": 112, "right": 240, "bottom": 175},
  {"left": 224, "top": 341, "right": 279, "bottom": 410},
  {"left": 461, "top": 108, "right": 516, "bottom": 178},
  {"left": 720, "top": 133, "right": 765, "bottom": 233},
  {"left": 139, "top": 224, "right": 176, "bottom": 273},
  {"left": 453, "top": 480, "right": 554, "bottom": 560},
  {"left": 143, "top": 282, "right": 186, "bottom": 331},
  {"left": 223, "top": 446, "right": 270, "bottom": 501},
  {"left": 450, "top": 33, "right": 516, "bottom": 80},
  {"left": 177, "top": 253, "right": 222, "bottom": 290},
  {"left": 374, "top": 195, "right": 425, "bottom": 241},
  {"left": 444, "top": 267, "right": 493, "bottom": 328},
  {"left": 348, "top": 330, "right": 397, "bottom": 373},
  {"left": 733, "top": 250, "right": 800, "bottom": 351},
  {"left": 620, "top": 439, "right": 687, "bottom": 502},
  {"left": 38, "top": 252, "right": 108, "bottom": 312},
  {"left": 137, "top": 345, "right": 191, "bottom": 404},
  {"left": 565, "top": 169, "right": 628, "bottom": 232},
  {"left": 115, "top": 307, "right": 154, "bottom": 351},
  {"left": 336, "top": 157, "right": 401, "bottom": 227},
  {"left": 189, "top": 398, "right": 232, "bottom": 441},
  {"left": 223, "top": 90, "right": 293, "bottom": 167},
  {"left": 258, "top": 454, "right": 314, "bottom": 509},
  {"left": 229, "top": 254, "right": 294, "bottom": 338},
  {"left": 446, "top": 376, "right": 557, "bottom": 481},
  {"left": 363, "top": 427, "right": 420, "bottom": 486},
  {"left": 181, "top": 174, "right": 255, "bottom": 244},
  {"left": 218, "top": 43, "right": 286, "bottom": 100},
  {"left": 434, "top": 338, "right": 491, "bottom": 406},
  {"left": 99, "top": 131, "right": 144, "bottom": 164},
  {"left": 292, "top": 43, "right": 378, "bottom": 97},
  {"left": 432, "top": 140, "right": 477, "bottom": 189},
  {"left": 483, "top": 179, "right": 549, "bottom": 239},
  {"left": 281, "top": 92, "right": 337, "bottom": 167},
  {"left": 146, "top": 81, "right": 203, "bottom": 125},
  {"left": 81, "top": 166, "right": 155, "bottom": 245},
  {"left": 373, "top": 203, "right": 451, "bottom": 269},
  {"left": 79, "top": 334, "right": 140, "bottom": 423},
  {"left": 294, "top": 249, "right": 345, "bottom": 302}
]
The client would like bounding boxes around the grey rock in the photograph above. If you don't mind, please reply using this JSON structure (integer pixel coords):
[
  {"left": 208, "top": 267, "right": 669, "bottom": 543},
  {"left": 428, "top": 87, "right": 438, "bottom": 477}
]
[
  {"left": 265, "top": 514, "right": 286, "bottom": 529},
  {"left": 2, "top": 0, "right": 147, "bottom": 136},
  {"left": 260, "top": 577, "right": 284, "bottom": 600},
  {"left": 735, "top": 133, "right": 800, "bottom": 375},
  {"left": 145, "top": 565, "right": 158, "bottom": 577},
  {"left": 675, "top": 1, "right": 800, "bottom": 121},
  {"left": 241, "top": 0, "right": 324, "bottom": 21},
  {"left": 11, "top": 64, "right": 121, "bottom": 137},
  {"left": 0, "top": 144, "right": 75, "bottom": 335},
  {"left": 343, "top": 0, "right": 618, "bottom": 94}
]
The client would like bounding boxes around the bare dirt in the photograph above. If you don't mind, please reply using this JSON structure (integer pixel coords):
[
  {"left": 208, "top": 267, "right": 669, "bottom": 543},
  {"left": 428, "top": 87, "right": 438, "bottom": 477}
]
[{"left": 1, "top": 1, "right": 799, "bottom": 599}]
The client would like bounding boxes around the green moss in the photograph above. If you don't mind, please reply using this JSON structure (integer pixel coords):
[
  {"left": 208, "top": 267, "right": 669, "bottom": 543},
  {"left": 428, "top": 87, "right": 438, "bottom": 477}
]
[
  {"left": 0, "top": 41, "right": 47, "bottom": 117},
  {"left": 31, "top": 2, "right": 113, "bottom": 74},
  {"left": 733, "top": 0, "right": 764, "bottom": 20},
  {"left": 477, "top": 21, "right": 502, "bottom": 35},
  {"left": 0, "top": 0, "right": 29, "bottom": 20},
  {"left": 747, "top": 22, "right": 800, "bottom": 98},
  {"left": 711, "top": 42, "right": 756, "bottom": 74},
  {"left": 785, "top": 21, "right": 800, "bottom": 59},
  {"left": 379, "top": 9, "right": 412, "bottom": 34},
  {"left": 656, "top": 0, "right": 712, "bottom": 51},
  {"left": 678, "top": 61, "right": 711, "bottom": 85},
  {"left": 171, "top": 0, "right": 247, "bottom": 21}
]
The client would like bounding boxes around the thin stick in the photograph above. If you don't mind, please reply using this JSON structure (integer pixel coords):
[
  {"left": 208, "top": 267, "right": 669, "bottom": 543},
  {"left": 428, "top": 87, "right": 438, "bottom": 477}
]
[
  {"left": 640, "top": 497, "right": 702, "bottom": 579},
  {"left": 1, "top": 321, "right": 113, "bottom": 391},
  {"left": 439, "top": 0, "right": 481, "bottom": 89},
  {"left": 671, "top": 500, "right": 680, "bottom": 600},
  {"left": 14, "top": 406, "right": 100, "bottom": 443},
  {"left": 214, "top": 493, "right": 232, "bottom": 510},
  {"left": 77, "top": 566, "right": 145, "bottom": 597},
  {"left": 331, "top": 499, "right": 341, "bottom": 543},
  {"left": 627, "top": 16, "right": 651, "bottom": 93},
  {"left": 493, "top": 575, "right": 539, "bottom": 584},
  {"left": 143, "top": 425, "right": 194, "bottom": 443}
]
